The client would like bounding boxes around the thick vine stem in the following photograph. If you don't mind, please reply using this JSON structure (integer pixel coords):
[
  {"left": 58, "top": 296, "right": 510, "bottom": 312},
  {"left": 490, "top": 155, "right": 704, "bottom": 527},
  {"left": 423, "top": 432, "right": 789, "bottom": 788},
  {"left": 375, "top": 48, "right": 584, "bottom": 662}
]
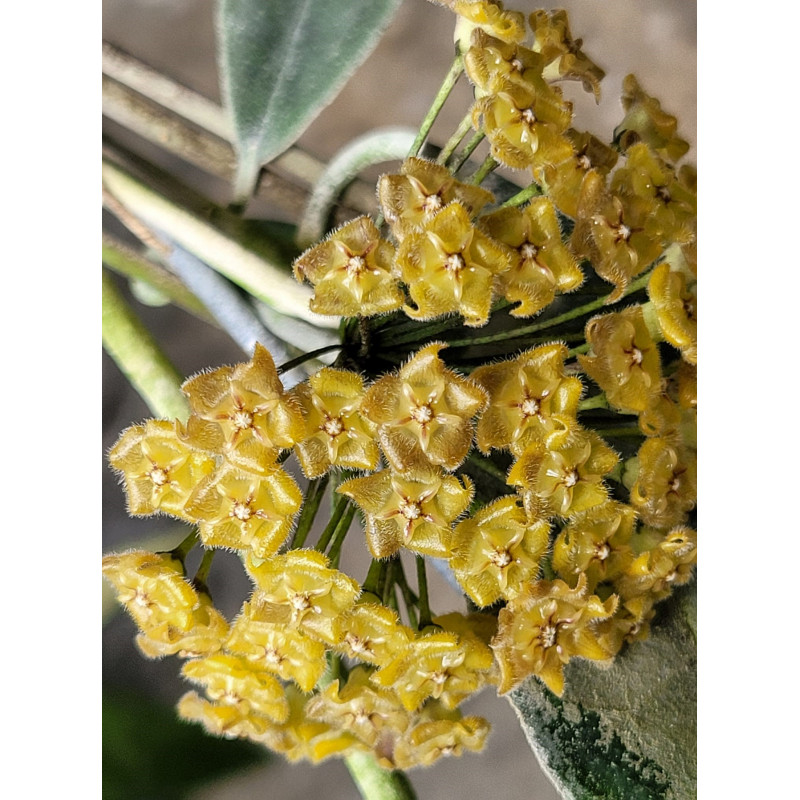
[
  {"left": 344, "top": 751, "right": 418, "bottom": 800},
  {"left": 296, "top": 127, "right": 417, "bottom": 250},
  {"left": 102, "top": 270, "right": 189, "bottom": 421}
]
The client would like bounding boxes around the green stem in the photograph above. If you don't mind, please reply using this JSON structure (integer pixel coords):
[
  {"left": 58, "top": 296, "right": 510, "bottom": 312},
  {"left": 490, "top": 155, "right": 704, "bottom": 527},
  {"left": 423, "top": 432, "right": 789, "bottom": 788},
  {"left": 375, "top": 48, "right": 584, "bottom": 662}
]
[
  {"left": 444, "top": 270, "right": 654, "bottom": 349},
  {"left": 315, "top": 493, "right": 350, "bottom": 552},
  {"left": 193, "top": 549, "right": 215, "bottom": 592},
  {"left": 344, "top": 752, "right": 418, "bottom": 800},
  {"left": 327, "top": 503, "right": 358, "bottom": 568},
  {"left": 289, "top": 476, "right": 330, "bottom": 550},
  {"left": 415, "top": 556, "right": 433, "bottom": 630},
  {"left": 277, "top": 345, "right": 343, "bottom": 375},
  {"left": 437, "top": 111, "right": 474, "bottom": 166},
  {"left": 382, "top": 559, "right": 398, "bottom": 610},
  {"left": 593, "top": 426, "right": 644, "bottom": 438},
  {"left": 450, "top": 130, "right": 485, "bottom": 174},
  {"left": 362, "top": 559, "right": 385, "bottom": 597},
  {"left": 569, "top": 343, "right": 591, "bottom": 357},
  {"left": 501, "top": 182, "right": 543, "bottom": 208},
  {"left": 394, "top": 559, "right": 419, "bottom": 630},
  {"left": 578, "top": 393, "right": 609, "bottom": 412},
  {"left": 102, "top": 234, "right": 215, "bottom": 323},
  {"left": 470, "top": 154, "right": 498, "bottom": 185},
  {"left": 408, "top": 55, "right": 464, "bottom": 158},
  {"left": 102, "top": 270, "right": 190, "bottom": 421},
  {"left": 169, "top": 530, "right": 199, "bottom": 564},
  {"left": 466, "top": 452, "right": 509, "bottom": 485}
]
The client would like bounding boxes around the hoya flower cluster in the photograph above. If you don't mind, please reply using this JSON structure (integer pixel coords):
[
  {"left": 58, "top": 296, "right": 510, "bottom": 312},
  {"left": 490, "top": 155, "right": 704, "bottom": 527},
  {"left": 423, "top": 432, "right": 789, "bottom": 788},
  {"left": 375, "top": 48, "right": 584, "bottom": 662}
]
[{"left": 104, "top": 0, "right": 696, "bottom": 777}]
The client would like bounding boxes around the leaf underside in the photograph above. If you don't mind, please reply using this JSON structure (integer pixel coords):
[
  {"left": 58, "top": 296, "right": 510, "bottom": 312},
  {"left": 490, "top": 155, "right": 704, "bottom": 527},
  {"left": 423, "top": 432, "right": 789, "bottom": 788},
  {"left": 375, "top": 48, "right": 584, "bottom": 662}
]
[
  {"left": 217, "top": 0, "right": 404, "bottom": 202},
  {"left": 507, "top": 583, "right": 697, "bottom": 800}
]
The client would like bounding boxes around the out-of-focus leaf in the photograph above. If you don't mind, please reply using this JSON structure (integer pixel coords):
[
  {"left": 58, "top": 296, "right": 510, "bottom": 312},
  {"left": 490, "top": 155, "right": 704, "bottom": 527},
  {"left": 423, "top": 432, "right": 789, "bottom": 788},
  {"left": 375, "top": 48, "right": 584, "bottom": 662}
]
[
  {"left": 216, "top": 0, "right": 404, "bottom": 202},
  {"left": 103, "top": 689, "right": 267, "bottom": 800},
  {"left": 507, "top": 583, "right": 696, "bottom": 800}
]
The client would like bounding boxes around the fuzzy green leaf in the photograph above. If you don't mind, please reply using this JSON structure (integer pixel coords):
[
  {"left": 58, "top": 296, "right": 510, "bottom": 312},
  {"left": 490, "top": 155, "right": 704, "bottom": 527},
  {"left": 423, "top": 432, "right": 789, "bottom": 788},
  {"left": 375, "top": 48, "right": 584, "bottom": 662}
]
[
  {"left": 217, "top": 0, "right": 404, "bottom": 202},
  {"left": 507, "top": 583, "right": 696, "bottom": 799}
]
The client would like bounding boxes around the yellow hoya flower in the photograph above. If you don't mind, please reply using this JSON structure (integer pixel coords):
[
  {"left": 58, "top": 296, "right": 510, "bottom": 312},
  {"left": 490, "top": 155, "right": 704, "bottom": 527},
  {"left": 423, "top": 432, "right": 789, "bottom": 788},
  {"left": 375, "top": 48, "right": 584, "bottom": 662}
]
[
  {"left": 245, "top": 549, "right": 361, "bottom": 645},
  {"left": 269, "top": 685, "right": 364, "bottom": 764},
  {"left": 478, "top": 198, "right": 583, "bottom": 317},
  {"left": 616, "top": 74, "right": 690, "bottom": 165},
  {"left": 473, "top": 80, "right": 574, "bottom": 171},
  {"left": 102, "top": 550, "right": 199, "bottom": 635},
  {"left": 579, "top": 305, "right": 662, "bottom": 414},
  {"left": 491, "top": 574, "right": 617, "bottom": 696},
  {"left": 178, "top": 690, "right": 274, "bottom": 742},
  {"left": 372, "top": 625, "right": 493, "bottom": 711},
  {"left": 647, "top": 261, "right": 697, "bottom": 366},
  {"left": 378, "top": 157, "right": 494, "bottom": 242},
  {"left": 292, "top": 215, "right": 402, "bottom": 317},
  {"left": 305, "top": 665, "right": 411, "bottom": 751},
  {"left": 617, "top": 526, "right": 697, "bottom": 604},
  {"left": 181, "top": 343, "right": 305, "bottom": 475},
  {"left": 360, "top": 342, "right": 488, "bottom": 473},
  {"left": 331, "top": 601, "right": 415, "bottom": 667},
  {"left": 338, "top": 467, "right": 473, "bottom": 560},
  {"left": 571, "top": 168, "right": 664, "bottom": 302},
  {"left": 552, "top": 501, "right": 637, "bottom": 593},
  {"left": 529, "top": 9, "right": 605, "bottom": 102},
  {"left": 472, "top": 342, "right": 583, "bottom": 455},
  {"left": 613, "top": 143, "right": 696, "bottom": 248},
  {"left": 137, "top": 592, "right": 230, "bottom": 660},
  {"left": 182, "top": 652, "right": 289, "bottom": 723},
  {"left": 508, "top": 427, "right": 618, "bottom": 518},
  {"left": 289, "top": 368, "right": 379, "bottom": 478},
  {"left": 396, "top": 203, "right": 510, "bottom": 327},
  {"left": 225, "top": 598, "right": 327, "bottom": 693},
  {"left": 535, "top": 129, "right": 618, "bottom": 220},
  {"left": 463, "top": 28, "right": 547, "bottom": 96},
  {"left": 184, "top": 463, "right": 302, "bottom": 559},
  {"left": 450, "top": 0, "right": 526, "bottom": 45},
  {"left": 628, "top": 438, "right": 697, "bottom": 530},
  {"left": 108, "top": 419, "right": 216, "bottom": 518},
  {"left": 393, "top": 702, "right": 490, "bottom": 769},
  {"left": 450, "top": 495, "right": 550, "bottom": 607}
]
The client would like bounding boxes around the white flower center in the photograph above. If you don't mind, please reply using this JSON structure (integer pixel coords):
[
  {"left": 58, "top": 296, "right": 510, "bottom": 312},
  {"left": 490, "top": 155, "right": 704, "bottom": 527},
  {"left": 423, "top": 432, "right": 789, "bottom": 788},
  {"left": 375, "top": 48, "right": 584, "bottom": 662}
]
[
  {"left": 522, "top": 107, "right": 537, "bottom": 125},
  {"left": 346, "top": 255, "right": 366, "bottom": 276},
  {"left": 232, "top": 409, "right": 253, "bottom": 430},
  {"left": 410, "top": 404, "right": 433, "bottom": 424},
  {"left": 563, "top": 469, "right": 579, "bottom": 488},
  {"left": 400, "top": 500, "right": 422, "bottom": 520},
  {"left": 231, "top": 501, "right": 252, "bottom": 521},
  {"left": 323, "top": 416, "right": 344, "bottom": 437},
  {"left": 521, "top": 397, "right": 540, "bottom": 417},
  {"left": 540, "top": 624, "right": 557, "bottom": 649},
  {"left": 520, "top": 243, "right": 539, "bottom": 261},
  {"left": 444, "top": 253, "right": 465, "bottom": 274},
  {"left": 422, "top": 194, "right": 443, "bottom": 214},
  {"left": 489, "top": 548, "right": 512, "bottom": 568},
  {"left": 148, "top": 467, "right": 168, "bottom": 486}
]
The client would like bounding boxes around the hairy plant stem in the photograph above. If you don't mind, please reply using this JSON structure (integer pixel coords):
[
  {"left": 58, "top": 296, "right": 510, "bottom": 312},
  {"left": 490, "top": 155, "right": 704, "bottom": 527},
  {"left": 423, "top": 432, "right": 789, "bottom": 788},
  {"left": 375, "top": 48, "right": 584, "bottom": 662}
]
[
  {"left": 289, "top": 476, "right": 330, "bottom": 550},
  {"left": 408, "top": 55, "right": 464, "bottom": 158},
  {"left": 170, "top": 530, "right": 200, "bottom": 564},
  {"left": 315, "top": 493, "right": 350, "bottom": 552},
  {"left": 394, "top": 558, "right": 419, "bottom": 629},
  {"left": 344, "top": 752, "right": 418, "bottom": 800},
  {"left": 278, "top": 344, "right": 344, "bottom": 375},
  {"left": 450, "top": 130, "right": 485, "bottom": 174},
  {"left": 102, "top": 270, "right": 190, "bottom": 421},
  {"left": 362, "top": 559, "right": 385, "bottom": 596},
  {"left": 501, "top": 182, "right": 543, "bottom": 207},
  {"left": 437, "top": 111, "right": 475, "bottom": 166},
  {"left": 444, "top": 270, "right": 654, "bottom": 348},
  {"left": 415, "top": 556, "right": 433, "bottom": 630},
  {"left": 327, "top": 503, "right": 358, "bottom": 568},
  {"left": 470, "top": 154, "right": 499, "bottom": 185}
]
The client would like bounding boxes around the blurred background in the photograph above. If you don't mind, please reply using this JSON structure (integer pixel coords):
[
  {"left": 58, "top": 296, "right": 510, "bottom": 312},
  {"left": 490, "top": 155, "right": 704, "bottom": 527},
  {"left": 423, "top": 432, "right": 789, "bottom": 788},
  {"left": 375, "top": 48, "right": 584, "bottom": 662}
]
[{"left": 102, "top": 1, "right": 695, "bottom": 797}]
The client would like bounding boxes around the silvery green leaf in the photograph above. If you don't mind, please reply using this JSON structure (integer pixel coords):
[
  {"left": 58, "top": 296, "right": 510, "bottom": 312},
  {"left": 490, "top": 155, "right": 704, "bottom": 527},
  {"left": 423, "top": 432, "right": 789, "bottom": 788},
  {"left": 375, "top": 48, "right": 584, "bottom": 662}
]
[{"left": 217, "top": 0, "right": 404, "bottom": 202}]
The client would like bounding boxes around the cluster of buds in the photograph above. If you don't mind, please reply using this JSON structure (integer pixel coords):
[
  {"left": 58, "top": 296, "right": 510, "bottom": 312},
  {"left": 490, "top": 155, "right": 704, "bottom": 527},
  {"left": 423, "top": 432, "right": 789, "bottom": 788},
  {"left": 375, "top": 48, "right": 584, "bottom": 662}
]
[{"left": 104, "top": 0, "right": 696, "bottom": 776}]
